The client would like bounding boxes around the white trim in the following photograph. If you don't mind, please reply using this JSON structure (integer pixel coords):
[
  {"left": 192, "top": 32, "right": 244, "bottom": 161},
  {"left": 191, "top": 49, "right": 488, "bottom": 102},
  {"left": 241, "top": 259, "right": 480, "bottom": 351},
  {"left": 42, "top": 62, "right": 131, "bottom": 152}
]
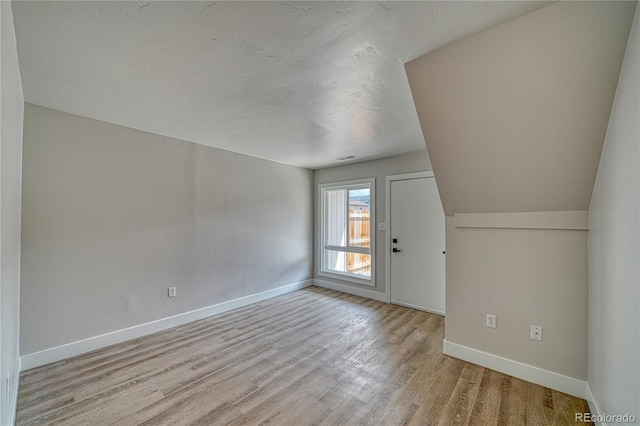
[
  {"left": 453, "top": 211, "right": 589, "bottom": 230},
  {"left": 386, "top": 171, "right": 434, "bottom": 182},
  {"left": 8, "top": 357, "right": 20, "bottom": 426},
  {"left": 586, "top": 383, "right": 606, "bottom": 426},
  {"left": 318, "top": 178, "right": 377, "bottom": 190},
  {"left": 20, "top": 280, "right": 312, "bottom": 371},
  {"left": 324, "top": 245, "right": 370, "bottom": 255},
  {"left": 385, "top": 171, "right": 436, "bottom": 305},
  {"left": 317, "top": 269, "right": 375, "bottom": 287},
  {"left": 317, "top": 177, "right": 376, "bottom": 287},
  {"left": 313, "top": 279, "right": 389, "bottom": 303},
  {"left": 391, "top": 299, "right": 444, "bottom": 316},
  {"left": 443, "top": 340, "right": 587, "bottom": 399}
]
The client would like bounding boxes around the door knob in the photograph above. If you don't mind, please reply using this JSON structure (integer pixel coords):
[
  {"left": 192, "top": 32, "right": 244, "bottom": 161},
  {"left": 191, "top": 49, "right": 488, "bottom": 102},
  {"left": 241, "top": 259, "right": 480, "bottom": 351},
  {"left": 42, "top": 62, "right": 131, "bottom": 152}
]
[{"left": 393, "top": 248, "right": 402, "bottom": 253}]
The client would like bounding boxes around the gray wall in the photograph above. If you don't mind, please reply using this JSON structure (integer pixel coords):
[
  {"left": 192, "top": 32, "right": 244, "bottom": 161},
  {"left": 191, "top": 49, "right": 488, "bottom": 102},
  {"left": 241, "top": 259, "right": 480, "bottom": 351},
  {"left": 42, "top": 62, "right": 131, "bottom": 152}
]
[
  {"left": 406, "top": 1, "right": 635, "bottom": 215},
  {"left": 445, "top": 220, "right": 588, "bottom": 379},
  {"left": 314, "top": 151, "right": 431, "bottom": 294},
  {"left": 20, "top": 104, "right": 313, "bottom": 355},
  {"left": 589, "top": 6, "right": 639, "bottom": 418},
  {"left": 1, "top": 1, "right": 24, "bottom": 424}
]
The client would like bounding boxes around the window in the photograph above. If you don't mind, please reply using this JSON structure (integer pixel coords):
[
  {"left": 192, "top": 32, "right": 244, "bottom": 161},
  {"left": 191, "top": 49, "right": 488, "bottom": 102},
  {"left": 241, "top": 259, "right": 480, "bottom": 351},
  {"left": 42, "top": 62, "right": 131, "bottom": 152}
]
[{"left": 319, "top": 179, "right": 375, "bottom": 285}]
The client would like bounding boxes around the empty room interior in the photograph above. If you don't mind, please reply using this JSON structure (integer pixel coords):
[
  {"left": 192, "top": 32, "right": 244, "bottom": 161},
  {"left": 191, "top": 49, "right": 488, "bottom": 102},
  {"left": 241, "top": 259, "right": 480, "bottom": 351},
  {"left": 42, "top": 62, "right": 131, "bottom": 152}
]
[{"left": 1, "top": 1, "right": 639, "bottom": 425}]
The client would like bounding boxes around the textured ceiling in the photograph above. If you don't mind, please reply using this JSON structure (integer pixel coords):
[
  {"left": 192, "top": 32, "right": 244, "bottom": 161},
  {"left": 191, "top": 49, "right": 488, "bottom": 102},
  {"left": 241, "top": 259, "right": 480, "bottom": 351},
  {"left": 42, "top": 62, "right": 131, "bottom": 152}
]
[{"left": 13, "top": 1, "right": 547, "bottom": 169}]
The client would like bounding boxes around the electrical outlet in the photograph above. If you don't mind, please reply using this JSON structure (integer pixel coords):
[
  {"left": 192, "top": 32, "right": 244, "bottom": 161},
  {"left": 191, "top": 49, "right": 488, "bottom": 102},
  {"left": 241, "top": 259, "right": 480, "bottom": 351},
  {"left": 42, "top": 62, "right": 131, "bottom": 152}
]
[
  {"left": 530, "top": 325, "right": 543, "bottom": 341},
  {"left": 168, "top": 287, "right": 177, "bottom": 298},
  {"left": 486, "top": 314, "right": 497, "bottom": 328}
]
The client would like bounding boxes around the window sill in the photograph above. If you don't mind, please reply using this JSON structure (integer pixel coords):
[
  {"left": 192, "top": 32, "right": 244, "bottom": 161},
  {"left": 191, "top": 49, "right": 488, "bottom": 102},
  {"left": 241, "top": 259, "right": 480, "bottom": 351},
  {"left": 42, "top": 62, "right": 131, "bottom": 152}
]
[{"left": 318, "top": 270, "right": 375, "bottom": 287}]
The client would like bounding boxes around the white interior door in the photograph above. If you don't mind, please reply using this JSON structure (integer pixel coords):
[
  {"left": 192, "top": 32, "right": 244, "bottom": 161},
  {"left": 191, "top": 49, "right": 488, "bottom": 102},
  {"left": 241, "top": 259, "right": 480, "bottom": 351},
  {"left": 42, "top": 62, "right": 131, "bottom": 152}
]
[{"left": 389, "top": 176, "right": 445, "bottom": 315}]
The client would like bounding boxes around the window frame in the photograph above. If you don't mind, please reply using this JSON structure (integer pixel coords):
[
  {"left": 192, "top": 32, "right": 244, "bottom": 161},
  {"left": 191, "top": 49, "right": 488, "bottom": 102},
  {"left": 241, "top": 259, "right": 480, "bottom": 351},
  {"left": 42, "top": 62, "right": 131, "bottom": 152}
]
[{"left": 318, "top": 178, "right": 375, "bottom": 286}]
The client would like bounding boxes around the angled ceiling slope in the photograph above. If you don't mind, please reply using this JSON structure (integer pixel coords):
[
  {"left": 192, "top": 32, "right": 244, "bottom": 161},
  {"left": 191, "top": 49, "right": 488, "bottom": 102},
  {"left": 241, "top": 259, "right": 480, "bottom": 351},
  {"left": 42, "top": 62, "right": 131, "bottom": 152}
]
[
  {"left": 406, "top": 1, "right": 637, "bottom": 215},
  {"left": 12, "top": 1, "right": 550, "bottom": 169}
]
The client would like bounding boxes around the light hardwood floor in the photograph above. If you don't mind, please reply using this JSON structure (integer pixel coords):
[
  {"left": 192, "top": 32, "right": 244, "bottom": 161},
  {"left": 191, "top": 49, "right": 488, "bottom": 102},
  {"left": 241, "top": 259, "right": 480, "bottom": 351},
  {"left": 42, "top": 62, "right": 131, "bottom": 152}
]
[{"left": 17, "top": 287, "right": 591, "bottom": 425}]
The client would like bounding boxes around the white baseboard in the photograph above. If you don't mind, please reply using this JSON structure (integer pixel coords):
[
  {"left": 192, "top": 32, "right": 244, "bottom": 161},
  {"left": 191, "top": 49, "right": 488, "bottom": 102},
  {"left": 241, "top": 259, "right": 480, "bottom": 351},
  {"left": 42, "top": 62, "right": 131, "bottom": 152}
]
[
  {"left": 443, "top": 340, "right": 586, "bottom": 399},
  {"left": 585, "top": 383, "right": 605, "bottom": 426},
  {"left": 313, "top": 278, "right": 390, "bottom": 303},
  {"left": 20, "top": 280, "right": 313, "bottom": 371},
  {"left": 391, "top": 299, "right": 445, "bottom": 316}
]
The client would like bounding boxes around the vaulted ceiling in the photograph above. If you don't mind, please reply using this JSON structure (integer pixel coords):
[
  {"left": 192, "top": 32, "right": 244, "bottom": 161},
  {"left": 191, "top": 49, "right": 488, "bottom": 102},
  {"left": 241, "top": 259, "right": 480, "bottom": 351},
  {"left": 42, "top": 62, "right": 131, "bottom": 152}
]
[
  {"left": 406, "top": 1, "right": 636, "bottom": 215},
  {"left": 12, "top": 1, "right": 549, "bottom": 169}
]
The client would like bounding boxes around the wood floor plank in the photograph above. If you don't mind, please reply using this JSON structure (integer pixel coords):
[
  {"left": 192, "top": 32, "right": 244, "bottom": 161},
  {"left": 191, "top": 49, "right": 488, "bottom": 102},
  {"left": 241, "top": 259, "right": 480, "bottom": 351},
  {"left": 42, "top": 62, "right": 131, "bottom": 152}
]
[
  {"left": 437, "top": 363, "right": 484, "bottom": 425},
  {"left": 524, "top": 381, "right": 555, "bottom": 425},
  {"left": 17, "top": 287, "right": 592, "bottom": 426},
  {"left": 468, "top": 369, "right": 504, "bottom": 425},
  {"left": 497, "top": 376, "right": 526, "bottom": 425}
]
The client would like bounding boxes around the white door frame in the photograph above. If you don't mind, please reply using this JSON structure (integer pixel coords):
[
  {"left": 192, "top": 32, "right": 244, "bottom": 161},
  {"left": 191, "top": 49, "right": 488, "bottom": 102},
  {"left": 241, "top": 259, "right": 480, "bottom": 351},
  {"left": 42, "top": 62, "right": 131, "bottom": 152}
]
[{"left": 384, "top": 171, "right": 435, "bottom": 304}]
